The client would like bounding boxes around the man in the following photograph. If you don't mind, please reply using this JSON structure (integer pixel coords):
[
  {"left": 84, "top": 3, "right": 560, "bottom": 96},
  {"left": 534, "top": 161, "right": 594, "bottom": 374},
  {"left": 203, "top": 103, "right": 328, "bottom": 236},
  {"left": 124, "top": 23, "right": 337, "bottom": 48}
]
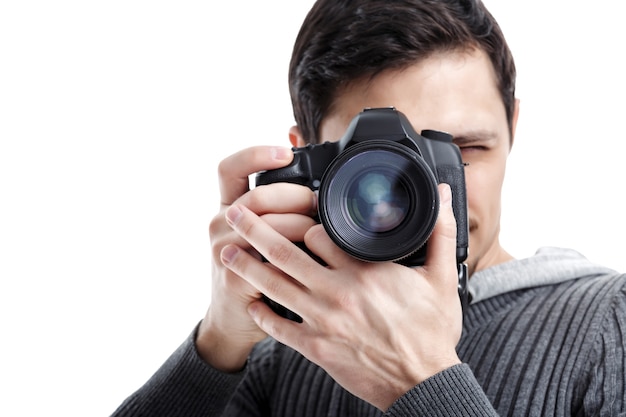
[{"left": 112, "top": 0, "right": 626, "bottom": 415}]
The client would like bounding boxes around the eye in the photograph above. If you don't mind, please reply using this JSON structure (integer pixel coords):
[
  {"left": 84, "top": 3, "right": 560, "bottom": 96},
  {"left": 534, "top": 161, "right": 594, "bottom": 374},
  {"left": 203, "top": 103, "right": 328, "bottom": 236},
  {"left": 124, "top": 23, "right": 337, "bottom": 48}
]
[
  {"left": 459, "top": 145, "right": 488, "bottom": 153},
  {"left": 453, "top": 131, "right": 498, "bottom": 154}
]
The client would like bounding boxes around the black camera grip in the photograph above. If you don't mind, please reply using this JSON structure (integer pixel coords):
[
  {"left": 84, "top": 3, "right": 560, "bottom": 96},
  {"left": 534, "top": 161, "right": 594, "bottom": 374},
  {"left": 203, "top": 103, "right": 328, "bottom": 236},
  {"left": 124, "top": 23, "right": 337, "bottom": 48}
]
[{"left": 255, "top": 142, "right": 340, "bottom": 191}]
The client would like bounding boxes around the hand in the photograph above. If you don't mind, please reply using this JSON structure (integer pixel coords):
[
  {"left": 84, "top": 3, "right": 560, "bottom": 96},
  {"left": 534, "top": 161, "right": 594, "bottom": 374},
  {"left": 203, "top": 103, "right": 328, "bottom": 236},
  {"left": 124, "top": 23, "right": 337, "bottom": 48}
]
[
  {"left": 220, "top": 183, "right": 463, "bottom": 410},
  {"left": 196, "top": 146, "right": 318, "bottom": 372}
]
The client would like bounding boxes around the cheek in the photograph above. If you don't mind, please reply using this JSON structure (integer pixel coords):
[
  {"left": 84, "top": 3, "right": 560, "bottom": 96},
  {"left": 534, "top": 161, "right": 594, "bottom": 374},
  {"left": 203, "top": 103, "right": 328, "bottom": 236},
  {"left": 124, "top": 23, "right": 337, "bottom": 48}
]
[{"left": 464, "top": 160, "right": 506, "bottom": 220}]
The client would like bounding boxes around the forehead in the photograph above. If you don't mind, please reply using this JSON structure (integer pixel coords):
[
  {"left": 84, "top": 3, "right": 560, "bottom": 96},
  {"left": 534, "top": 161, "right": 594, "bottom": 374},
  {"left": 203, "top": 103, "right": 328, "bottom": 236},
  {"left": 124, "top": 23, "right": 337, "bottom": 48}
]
[{"left": 319, "top": 48, "right": 507, "bottom": 142}]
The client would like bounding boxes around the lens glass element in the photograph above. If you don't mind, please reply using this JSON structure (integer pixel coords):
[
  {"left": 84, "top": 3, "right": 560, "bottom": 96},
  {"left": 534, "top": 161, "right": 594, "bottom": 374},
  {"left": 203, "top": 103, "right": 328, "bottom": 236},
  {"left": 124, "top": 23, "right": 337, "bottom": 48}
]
[{"left": 346, "top": 171, "right": 410, "bottom": 232}]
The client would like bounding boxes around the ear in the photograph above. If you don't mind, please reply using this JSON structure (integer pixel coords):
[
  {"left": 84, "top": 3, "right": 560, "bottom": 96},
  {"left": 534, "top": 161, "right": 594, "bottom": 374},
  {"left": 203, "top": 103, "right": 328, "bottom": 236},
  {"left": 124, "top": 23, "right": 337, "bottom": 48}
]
[
  {"left": 509, "top": 98, "right": 520, "bottom": 150},
  {"left": 289, "top": 125, "right": 306, "bottom": 147}
]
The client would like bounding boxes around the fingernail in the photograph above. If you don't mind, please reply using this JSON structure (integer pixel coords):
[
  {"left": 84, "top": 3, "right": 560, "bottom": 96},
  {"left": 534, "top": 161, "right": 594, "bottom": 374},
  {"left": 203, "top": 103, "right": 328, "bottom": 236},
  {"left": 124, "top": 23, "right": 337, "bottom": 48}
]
[
  {"left": 221, "top": 245, "right": 239, "bottom": 264},
  {"left": 225, "top": 205, "right": 243, "bottom": 226},
  {"left": 271, "top": 146, "right": 292, "bottom": 161},
  {"left": 441, "top": 184, "right": 452, "bottom": 207}
]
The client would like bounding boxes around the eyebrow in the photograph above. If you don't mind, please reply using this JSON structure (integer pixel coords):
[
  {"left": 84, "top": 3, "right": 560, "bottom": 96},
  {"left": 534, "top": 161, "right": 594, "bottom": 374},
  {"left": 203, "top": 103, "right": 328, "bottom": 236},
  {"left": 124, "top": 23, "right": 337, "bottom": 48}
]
[{"left": 451, "top": 130, "right": 500, "bottom": 145}]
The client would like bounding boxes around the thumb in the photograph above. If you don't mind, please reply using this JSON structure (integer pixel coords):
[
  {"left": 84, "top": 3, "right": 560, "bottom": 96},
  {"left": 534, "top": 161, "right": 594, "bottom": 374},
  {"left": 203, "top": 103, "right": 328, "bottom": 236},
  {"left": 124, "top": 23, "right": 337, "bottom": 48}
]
[{"left": 424, "top": 183, "right": 459, "bottom": 286}]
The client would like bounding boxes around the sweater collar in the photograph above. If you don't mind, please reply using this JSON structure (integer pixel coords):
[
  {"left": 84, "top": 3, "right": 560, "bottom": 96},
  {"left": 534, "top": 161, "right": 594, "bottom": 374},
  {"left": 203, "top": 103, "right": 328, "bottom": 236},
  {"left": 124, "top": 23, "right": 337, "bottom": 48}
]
[{"left": 468, "top": 247, "right": 616, "bottom": 304}]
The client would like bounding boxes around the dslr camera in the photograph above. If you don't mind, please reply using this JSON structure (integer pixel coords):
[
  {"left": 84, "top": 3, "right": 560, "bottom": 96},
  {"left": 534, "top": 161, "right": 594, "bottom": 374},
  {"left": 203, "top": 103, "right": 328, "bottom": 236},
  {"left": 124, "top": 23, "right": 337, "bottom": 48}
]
[{"left": 256, "top": 107, "right": 469, "bottom": 321}]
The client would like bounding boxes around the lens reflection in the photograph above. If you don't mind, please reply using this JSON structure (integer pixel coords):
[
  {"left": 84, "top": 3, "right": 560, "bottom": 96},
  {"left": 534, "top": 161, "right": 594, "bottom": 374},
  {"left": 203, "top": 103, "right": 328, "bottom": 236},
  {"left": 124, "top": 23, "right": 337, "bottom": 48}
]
[{"left": 347, "top": 171, "right": 409, "bottom": 232}]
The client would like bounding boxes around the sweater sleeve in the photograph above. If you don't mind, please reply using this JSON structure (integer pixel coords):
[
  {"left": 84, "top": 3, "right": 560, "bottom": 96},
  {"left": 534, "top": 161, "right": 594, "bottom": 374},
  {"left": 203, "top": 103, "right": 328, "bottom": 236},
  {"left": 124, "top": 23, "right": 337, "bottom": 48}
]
[
  {"left": 110, "top": 324, "right": 245, "bottom": 417},
  {"left": 581, "top": 279, "right": 626, "bottom": 416},
  {"left": 385, "top": 364, "right": 499, "bottom": 417}
]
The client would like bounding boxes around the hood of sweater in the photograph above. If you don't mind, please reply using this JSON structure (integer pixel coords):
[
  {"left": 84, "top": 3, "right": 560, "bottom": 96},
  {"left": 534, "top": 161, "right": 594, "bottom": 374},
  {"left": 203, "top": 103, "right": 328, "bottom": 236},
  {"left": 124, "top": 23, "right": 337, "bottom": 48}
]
[{"left": 468, "top": 247, "right": 617, "bottom": 304}]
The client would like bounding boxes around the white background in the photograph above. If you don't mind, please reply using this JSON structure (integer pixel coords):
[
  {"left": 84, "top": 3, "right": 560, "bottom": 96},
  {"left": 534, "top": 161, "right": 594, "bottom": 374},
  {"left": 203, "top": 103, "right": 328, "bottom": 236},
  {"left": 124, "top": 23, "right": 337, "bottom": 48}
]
[{"left": 1, "top": 1, "right": 624, "bottom": 416}]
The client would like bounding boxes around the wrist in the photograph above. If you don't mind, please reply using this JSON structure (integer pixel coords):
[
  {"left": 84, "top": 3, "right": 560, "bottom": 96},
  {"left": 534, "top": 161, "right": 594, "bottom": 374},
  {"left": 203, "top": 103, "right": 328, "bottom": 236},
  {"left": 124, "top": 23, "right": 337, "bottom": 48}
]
[{"left": 195, "top": 318, "right": 256, "bottom": 373}]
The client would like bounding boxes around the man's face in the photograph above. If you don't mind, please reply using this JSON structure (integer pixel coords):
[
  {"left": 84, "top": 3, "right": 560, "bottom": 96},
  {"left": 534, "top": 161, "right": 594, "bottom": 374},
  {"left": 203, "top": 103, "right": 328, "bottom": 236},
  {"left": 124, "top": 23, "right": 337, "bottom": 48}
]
[{"left": 311, "top": 48, "right": 518, "bottom": 275}]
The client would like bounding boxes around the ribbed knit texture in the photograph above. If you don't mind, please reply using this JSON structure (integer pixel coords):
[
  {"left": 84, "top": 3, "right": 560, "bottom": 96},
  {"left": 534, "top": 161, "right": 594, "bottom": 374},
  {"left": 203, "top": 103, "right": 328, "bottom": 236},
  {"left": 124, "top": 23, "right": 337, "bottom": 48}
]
[
  {"left": 111, "top": 248, "right": 626, "bottom": 416},
  {"left": 113, "top": 330, "right": 245, "bottom": 416}
]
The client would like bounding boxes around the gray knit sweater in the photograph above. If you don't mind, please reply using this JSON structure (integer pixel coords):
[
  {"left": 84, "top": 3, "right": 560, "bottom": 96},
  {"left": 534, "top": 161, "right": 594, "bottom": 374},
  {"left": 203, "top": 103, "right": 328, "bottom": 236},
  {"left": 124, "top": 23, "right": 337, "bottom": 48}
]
[{"left": 112, "top": 247, "right": 626, "bottom": 416}]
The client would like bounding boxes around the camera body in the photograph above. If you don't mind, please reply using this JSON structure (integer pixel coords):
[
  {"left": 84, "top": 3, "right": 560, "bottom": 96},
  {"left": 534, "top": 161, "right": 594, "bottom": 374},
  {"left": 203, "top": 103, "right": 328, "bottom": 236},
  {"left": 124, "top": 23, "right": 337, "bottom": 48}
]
[{"left": 256, "top": 107, "right": 469, "bottom": 321}]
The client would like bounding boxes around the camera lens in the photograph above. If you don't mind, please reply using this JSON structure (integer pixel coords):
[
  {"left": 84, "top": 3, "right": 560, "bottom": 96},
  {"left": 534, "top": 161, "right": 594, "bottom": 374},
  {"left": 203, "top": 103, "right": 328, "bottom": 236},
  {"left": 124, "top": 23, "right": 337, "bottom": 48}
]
[{"left": 318, "top": 141, "right": 439, "bottom": 262}]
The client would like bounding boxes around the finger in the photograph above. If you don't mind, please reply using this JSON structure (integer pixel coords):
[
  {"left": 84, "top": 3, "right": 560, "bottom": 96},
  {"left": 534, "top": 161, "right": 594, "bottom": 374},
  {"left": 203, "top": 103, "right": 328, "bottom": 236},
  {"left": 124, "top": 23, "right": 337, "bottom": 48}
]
[
  {"left": 220, "top": 243, "right": 308, "bottom": 315},
  {"left": 210, "top": 183, "right": 316, "bottom": 253},
  {"left": 210, "top": 186, "right": 317, "bottom": 268},
  {"left": 241, "top": 182, "right": 317, "bottom": 217},
  {"left": 262, "top": 213, "right": 318, "bottom": 242},
  {"left": 303, "top": 224, "right": 355, "bottom": 267},
  {"left": 225, "top": 204, "right": 322, "bottom": 287},
  {"left": 211, "top": 213, "right": 317, "bottom": 269},
  {"left": 247, "top": 299, "right": 305, "bottom": 344},
  {"left": 424, "top": 184, "right": 458, "bottom": 286},
  {"left": 217, "top": 146, "right": 293, "bottom": 206}
]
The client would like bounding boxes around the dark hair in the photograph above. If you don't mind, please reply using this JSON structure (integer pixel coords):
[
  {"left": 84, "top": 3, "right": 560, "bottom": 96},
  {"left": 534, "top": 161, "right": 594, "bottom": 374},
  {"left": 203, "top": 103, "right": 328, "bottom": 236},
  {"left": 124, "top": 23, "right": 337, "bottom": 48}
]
[{"left": 289, "top": 0, "right": 516, "bottom": 144}]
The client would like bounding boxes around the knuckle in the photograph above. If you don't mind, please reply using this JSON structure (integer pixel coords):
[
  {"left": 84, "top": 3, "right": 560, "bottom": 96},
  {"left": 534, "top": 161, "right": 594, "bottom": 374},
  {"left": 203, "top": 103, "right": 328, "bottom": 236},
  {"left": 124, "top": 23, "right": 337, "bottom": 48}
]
[
  {"left": 210, "top": 239, "right": 226, "bottom": 265},
  {"left": 300, "top": 334, "right": 320, "bottom": 355},
  {"left": 259, "top": 315, "right": 282, "bottom": 340},
  {"left": 304, "top": 224, "right": 325, "bottom": 242},
  {"left": 267, "top": 242, "right": 294, "bottom": 265},
  {"left": 264, "top": 275, "right": 284, "bottom": 298},
  {"left": 209, "top": 220, "right": 235, "bottom": 262},
  {"left": 304, "top": 337, "right": 330, "bottom": 362},
  {"left": 208, "top": 212, "right": 224, "bottom": 236},
  {"left": 244, "top": 188, "right": 262, "bottom": 207},
  {"left": 216, "top": 157, "right": 232, "bottom": 179},
  {"left": 337, "top": 291, "right": 357, "bottom": 311}
]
